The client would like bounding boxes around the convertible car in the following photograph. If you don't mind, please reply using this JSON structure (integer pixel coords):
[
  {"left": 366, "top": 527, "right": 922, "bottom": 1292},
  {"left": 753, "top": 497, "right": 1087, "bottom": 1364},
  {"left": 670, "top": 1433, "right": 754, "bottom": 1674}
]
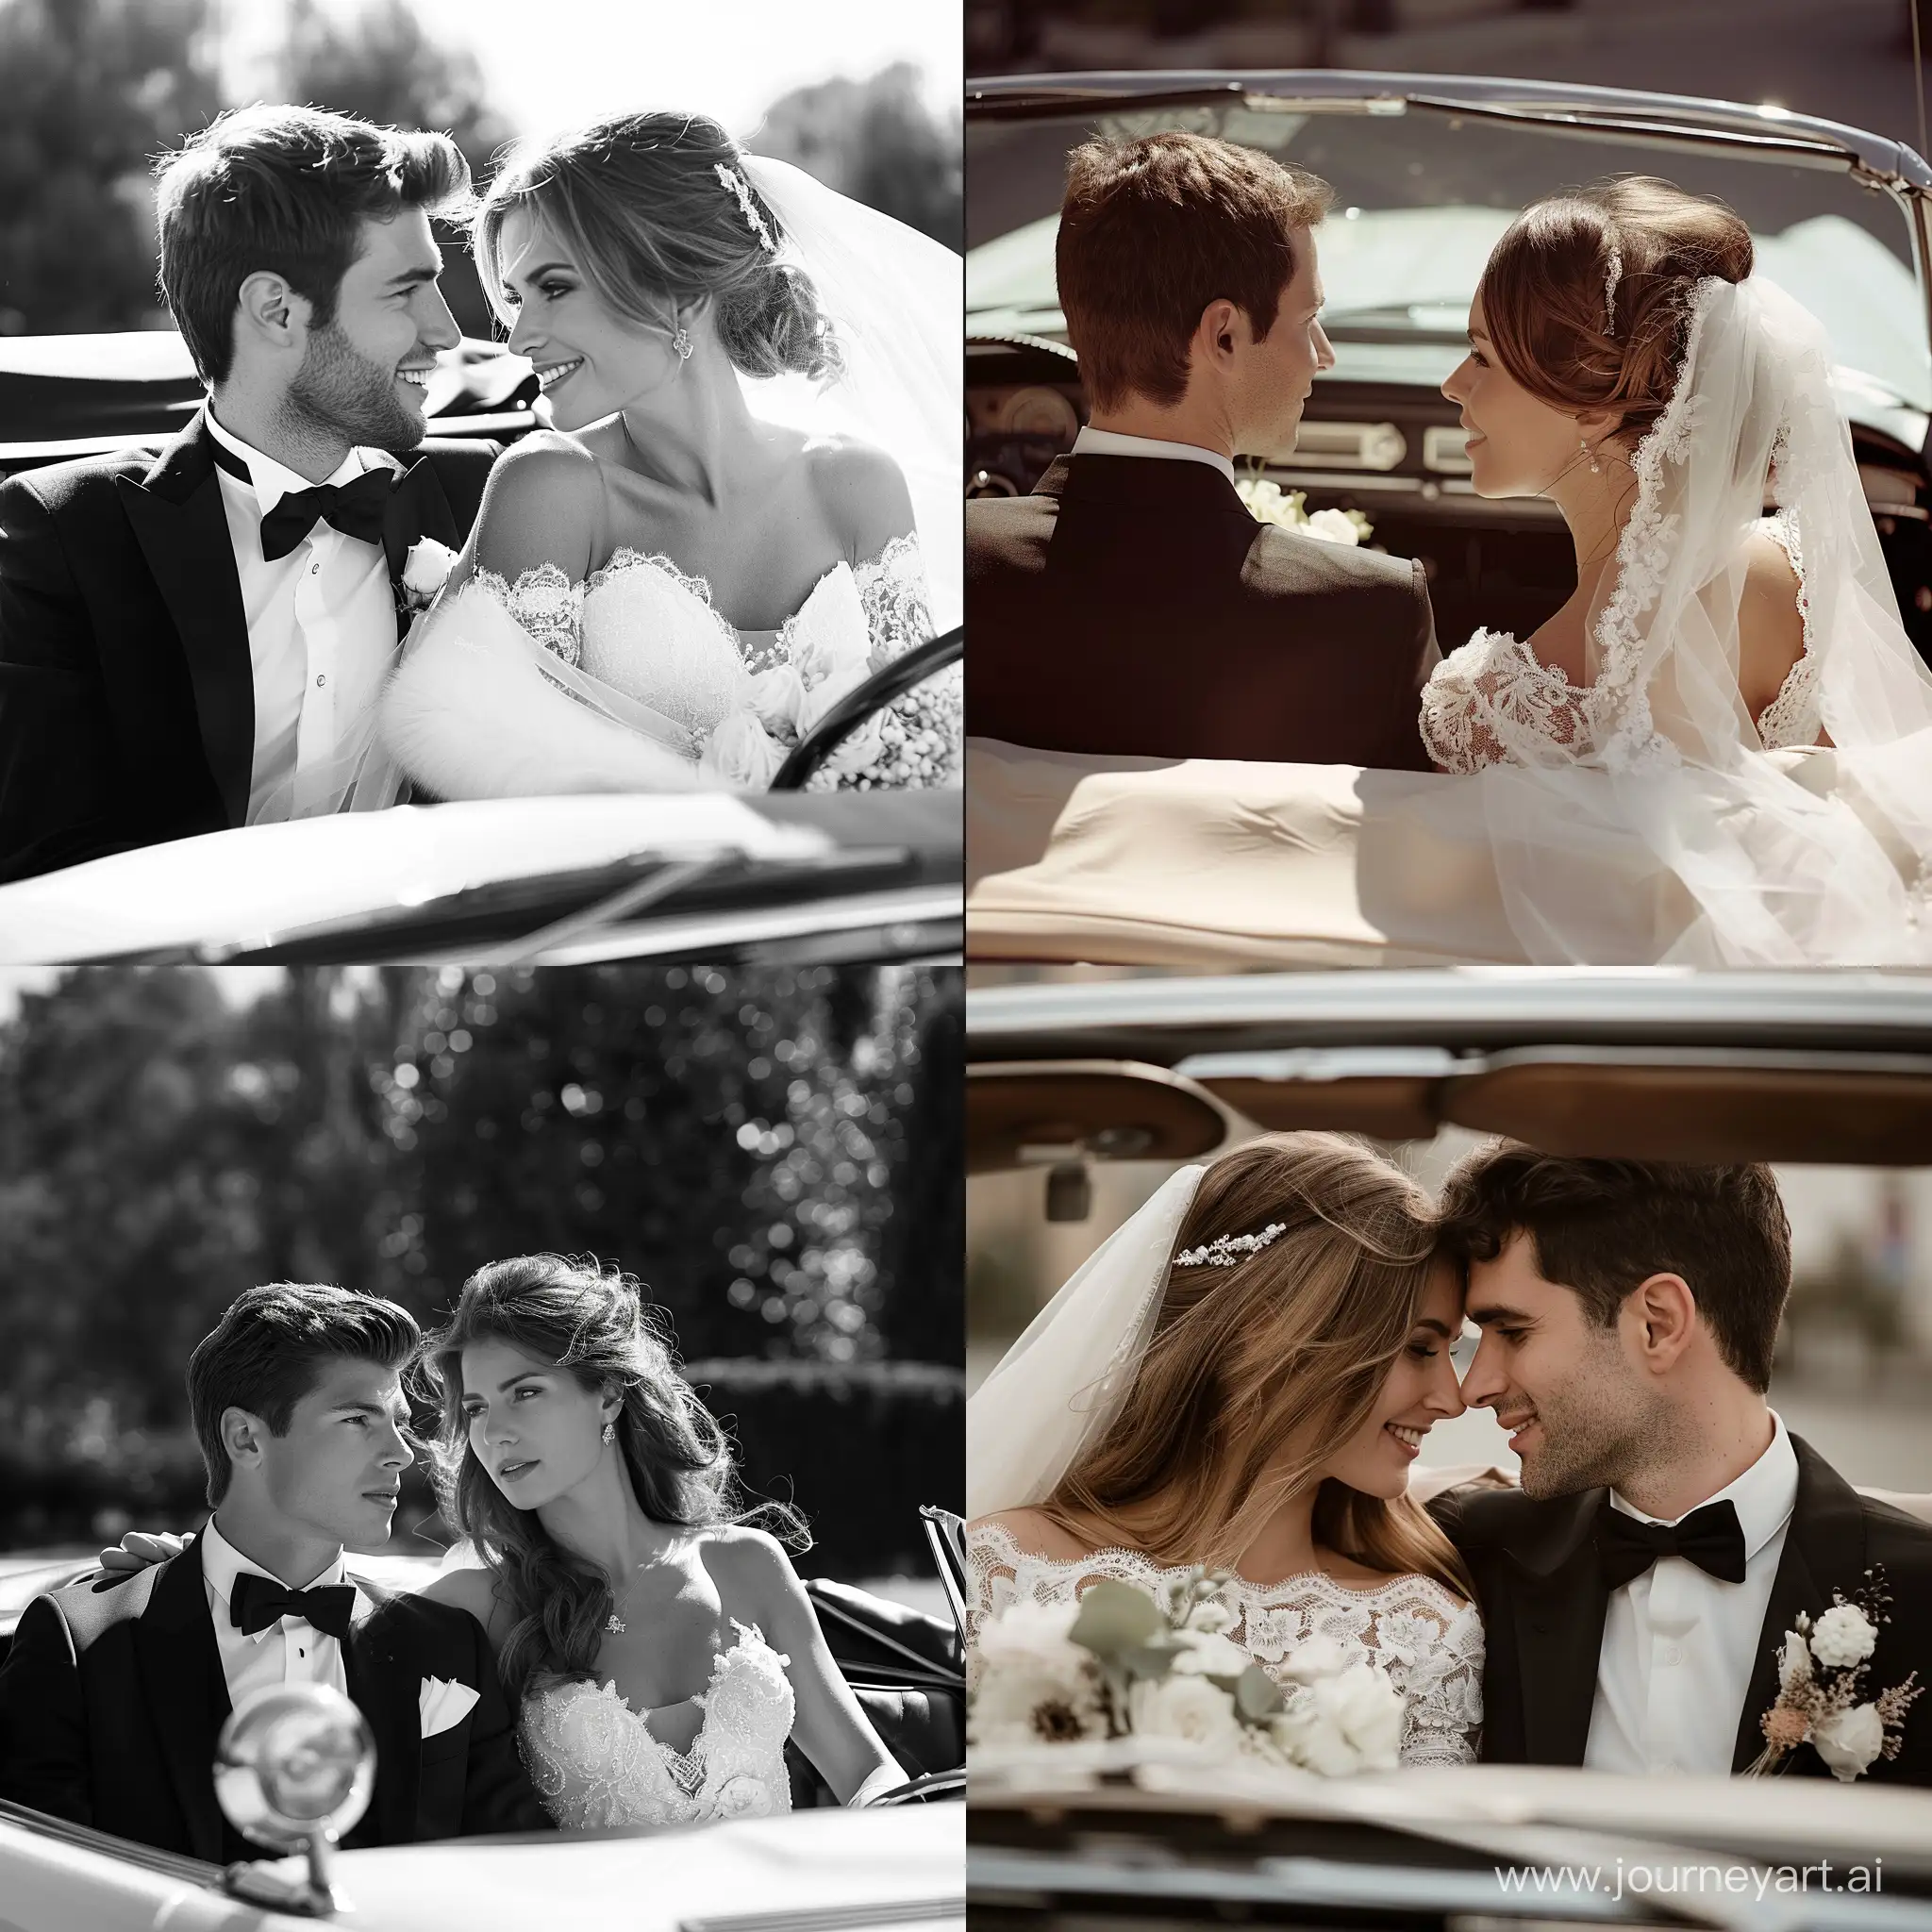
[
  {"left": 0, "top": 1515, "right": 969, "bottom": 1931},
  {"left": 965, "top": 71, "right": 1932, "bottom": 969},
  {"left": 966, "top": 967, "right": 1932, "bottom": 1927},
  {"left": 0, "top": 334, "right": 964, "bottom": 967}
]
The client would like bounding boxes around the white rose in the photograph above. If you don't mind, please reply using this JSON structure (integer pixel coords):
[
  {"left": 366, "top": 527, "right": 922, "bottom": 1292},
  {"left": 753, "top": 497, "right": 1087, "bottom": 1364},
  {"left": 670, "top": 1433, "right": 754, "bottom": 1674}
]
[
  {"left": 1809, "top": 1605, "right": 1878, "bottom": 1670},
  {"left": 1166, "top": 1629, "right": 1254, "bottom": 1679},
  {"left": 1274, "top": 1634, "right": 1349, "bottom": 1685},
  {"left": 698, "top": 708, "right": 785, "bottom": 789},
  {"left": 1126, "top": 1673, "right": 1245, "bottom": 1756},
  {"left": 401, "top": 537, "right": 458, "bottom": 598},
  {"left": 749, "top": 664, "right": 809, "bottom": 741},
  {"left": 1811, "top": 1701, "right": 1885, "bottom": 1782},
  {"left": 1305, "top": 508, "right": 1362, "bottom": 546},
  {"left": 1272, "top": 1664, "right": 1403, "bottom": 1776}
]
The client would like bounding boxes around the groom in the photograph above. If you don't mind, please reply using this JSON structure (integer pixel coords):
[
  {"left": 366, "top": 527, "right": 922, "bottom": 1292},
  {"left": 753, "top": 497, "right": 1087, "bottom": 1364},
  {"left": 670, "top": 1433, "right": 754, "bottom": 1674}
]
[
  {"left": 1428, "top": 1145, "right": 1932, "bottom": 1786},
  {"left": 0, "top": 1282, "right": 551, "bottom": 1854},
  {"left": 0, "top": 105, "right": 500, "bottom": 883},
  {"left": 967, "top": 130, "right": 1439, "bottom": 770}
]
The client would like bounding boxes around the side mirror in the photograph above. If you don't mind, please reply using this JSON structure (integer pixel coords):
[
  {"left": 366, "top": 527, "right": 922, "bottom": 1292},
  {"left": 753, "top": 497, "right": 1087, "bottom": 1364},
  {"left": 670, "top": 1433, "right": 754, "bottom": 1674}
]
[{"left": 215, "top": 1683, "right": 375, "bottom": 1916}]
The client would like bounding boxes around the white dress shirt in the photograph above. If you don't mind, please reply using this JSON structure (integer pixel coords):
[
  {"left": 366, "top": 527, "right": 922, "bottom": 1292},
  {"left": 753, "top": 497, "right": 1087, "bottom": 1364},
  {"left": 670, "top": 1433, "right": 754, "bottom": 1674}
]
[
  {"left": 1584, "top": 1412, "right": 1798, "bottom": 1776},
  {"left": 205, "top": 408, "right": 401, "bottom": 824},
  {"left": 1070, "top": 424, "right": 1238, "bottom": 485},
  {"left": 199, "top": 1516, "right": 364, "bottom": 1707}
]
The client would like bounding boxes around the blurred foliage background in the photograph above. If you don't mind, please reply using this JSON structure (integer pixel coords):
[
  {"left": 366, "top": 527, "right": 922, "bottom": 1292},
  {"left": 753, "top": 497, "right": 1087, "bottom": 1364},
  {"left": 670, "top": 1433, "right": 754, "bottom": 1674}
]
[
  {"left": 0, "top": 965, "right": 962, "bottom": 1576},
  {"left": 0, "top": 0, "right": 962, "bottom": 338}
]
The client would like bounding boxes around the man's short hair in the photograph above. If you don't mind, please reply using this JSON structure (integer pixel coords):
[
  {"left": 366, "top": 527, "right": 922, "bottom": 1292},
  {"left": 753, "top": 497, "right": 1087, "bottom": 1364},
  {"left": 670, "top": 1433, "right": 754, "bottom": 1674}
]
[
  {"left": 1056, "top": 130, "right": 1334, "bottom": 411},
  {"left": 1433, "top": 1143, "right": 1791, "bottom": 1392},
  {"left": 187, "top": 1283, "right": 421, "bottom": 1507},
  {"left": 155, "top": 105, "right": 473, "bottom": 386}
]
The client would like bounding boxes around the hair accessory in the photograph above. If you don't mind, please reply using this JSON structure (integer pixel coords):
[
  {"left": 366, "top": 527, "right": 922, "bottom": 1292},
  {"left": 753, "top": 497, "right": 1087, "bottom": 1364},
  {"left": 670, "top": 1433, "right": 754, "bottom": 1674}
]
[
  {"left": 601, "top": 1418, "right": 616, "bottom": 1443},
  {"left": 1603, "top": 241, "right": 1624, "bottom": 338},
  {"left": 713, "top": 161, "right": 776, "bottom": 253},
  {"left": 1175, "top": 1222, "right": 1287, "bottom": 1269},
  {"left": 672, "top": 325, "right": 693, "bottom": 361}
]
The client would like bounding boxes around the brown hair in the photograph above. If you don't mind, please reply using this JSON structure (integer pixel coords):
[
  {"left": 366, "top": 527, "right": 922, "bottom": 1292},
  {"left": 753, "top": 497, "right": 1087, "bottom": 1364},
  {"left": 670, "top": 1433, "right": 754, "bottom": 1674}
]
[
  {"left": 1056, "top": 131, "right": 1333, "bottom": 411},
  {"left": 155, "top": 106, "right": 472, "bottom": 387},
  {"left": 188, "top": 1283, "right": 421, "bottom": 1507},
  {"left": 1041, "top": 1133, "right": 1469, "bottom": 1595},
  {"left": 474, "top": 112, "right": 841, "bottom": 383},
  {"left": 1478, "top": 175, "right": 1753, "bottom": 448},
  {"left": 1433, "top": 1142, "right": 1790, "bottom": 1391}
]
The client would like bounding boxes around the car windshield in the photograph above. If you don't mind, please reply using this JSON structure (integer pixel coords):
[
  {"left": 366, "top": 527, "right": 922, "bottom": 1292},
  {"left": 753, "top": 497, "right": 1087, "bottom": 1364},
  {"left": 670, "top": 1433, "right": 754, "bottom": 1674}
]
[{"left": 967, "top": 94, "right": 1932, "bottom": 414}]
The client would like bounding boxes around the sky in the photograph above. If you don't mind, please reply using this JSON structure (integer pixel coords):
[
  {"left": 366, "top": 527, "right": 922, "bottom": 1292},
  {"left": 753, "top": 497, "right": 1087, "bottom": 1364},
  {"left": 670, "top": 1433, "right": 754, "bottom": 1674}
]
[{"left": 223, "top": 0, "right": 962, "bottom": 143}]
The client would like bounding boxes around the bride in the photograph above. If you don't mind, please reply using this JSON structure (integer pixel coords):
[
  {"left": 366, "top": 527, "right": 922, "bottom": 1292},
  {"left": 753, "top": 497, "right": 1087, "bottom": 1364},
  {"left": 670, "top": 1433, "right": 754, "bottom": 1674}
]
[
  {"left": 968, "top": 1133, "right": 1484, "bottom": 1768},
  {"left": 1418, "top": 175, "right": 1932, "bottom": 963},
  {"left": 375, "top": 110, "right": 960, "bottom": 798},
  {"left": 416, "top": 1254, "right": 907, "bottom": 1825}
]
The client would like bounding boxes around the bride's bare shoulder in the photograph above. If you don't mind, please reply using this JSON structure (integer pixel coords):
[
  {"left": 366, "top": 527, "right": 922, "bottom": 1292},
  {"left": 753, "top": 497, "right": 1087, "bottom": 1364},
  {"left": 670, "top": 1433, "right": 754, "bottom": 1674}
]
[
  {"left": 804, "top": 433, "right": 913, "bottom": 560},
  {"left": 1738, "top": 525, "right": 1808, "bottom": 715},
  {"left": 969, "top": 1507, "right": 1097, "bottom": 1562},
  {"left": 471, "top": 430, "right": 608, "bottom": 582}
]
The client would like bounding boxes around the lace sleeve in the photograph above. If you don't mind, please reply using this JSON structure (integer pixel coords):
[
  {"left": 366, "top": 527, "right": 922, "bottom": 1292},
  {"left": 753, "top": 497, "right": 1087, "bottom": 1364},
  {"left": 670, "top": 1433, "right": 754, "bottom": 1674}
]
[
  {"left": 813, "top": 532, "right": 960, "bottom": 791},
  {"left": 474, "top": 561, "right": 586, "bottom": 668},
  {"left": 1373, "top": 1598, "right": 1485, "bottom": 1768}
]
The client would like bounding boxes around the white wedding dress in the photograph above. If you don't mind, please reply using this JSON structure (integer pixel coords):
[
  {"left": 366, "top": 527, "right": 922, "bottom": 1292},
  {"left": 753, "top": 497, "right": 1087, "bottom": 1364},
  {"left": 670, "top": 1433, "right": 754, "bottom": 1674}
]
[
  {"left": 967, "top": 1523, "right": 1484, "bottom": 1768},
  {"left": 379, "top": 531, "right": 959, "bottom": 796},
  {"left": 519, "top": 1621, "right": 794, "bottom": 1829}
]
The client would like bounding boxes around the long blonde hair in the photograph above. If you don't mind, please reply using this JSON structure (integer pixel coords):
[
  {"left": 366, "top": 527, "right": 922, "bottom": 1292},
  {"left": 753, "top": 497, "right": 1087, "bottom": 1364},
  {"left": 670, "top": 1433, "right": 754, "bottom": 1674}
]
[{"left": 1041, "top": 1133, "right": 1469, "bottom": 1596}]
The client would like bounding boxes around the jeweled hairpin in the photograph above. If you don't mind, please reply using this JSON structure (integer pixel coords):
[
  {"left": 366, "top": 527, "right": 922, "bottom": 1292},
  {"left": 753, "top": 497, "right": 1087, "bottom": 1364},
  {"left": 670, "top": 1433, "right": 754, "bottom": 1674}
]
[
  {"left": 1175, "top": 1222, "right": 1287, "bottom": 1269},
  {"left": 1603, "top": 242, "right": 1624, "bottom": 338},
  {"left": 714, "top": 162, "right": 775, "bottom": 253}
]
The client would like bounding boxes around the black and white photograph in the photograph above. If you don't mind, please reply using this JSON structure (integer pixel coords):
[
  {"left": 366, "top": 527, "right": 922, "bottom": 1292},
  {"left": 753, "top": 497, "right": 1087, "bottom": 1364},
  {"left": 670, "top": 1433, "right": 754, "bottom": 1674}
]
[
  {"left": 0, "top": 960, "right": 965, "bottom": 1918},
  {"left": 0, "top": 0, "right": 963, "bottom": 967}
]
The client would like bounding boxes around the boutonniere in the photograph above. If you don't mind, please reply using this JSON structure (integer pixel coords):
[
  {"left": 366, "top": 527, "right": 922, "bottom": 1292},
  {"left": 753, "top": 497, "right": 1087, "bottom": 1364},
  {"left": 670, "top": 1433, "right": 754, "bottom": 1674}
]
[
  {"left": 1747, "top": 1567, "right": 1923, "bottom": 1780},
  {"left": 396, "top": 537, "right": 458, "bottom": 619}
]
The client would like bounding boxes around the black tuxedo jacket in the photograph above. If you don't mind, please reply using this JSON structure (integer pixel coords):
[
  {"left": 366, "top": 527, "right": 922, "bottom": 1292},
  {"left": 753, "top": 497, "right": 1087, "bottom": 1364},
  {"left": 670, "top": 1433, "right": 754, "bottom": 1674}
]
[
  {"left": 1431, "top": 1434, "right": 1932, "bottom": 1786},
  {"left": 0, "top": 410, "right": 498, "bottom": 883},
  {"left": 0, "top": 1533, "right": 552, "bottom": 1858},
  {"left": 966, "top": 453, "right": 1439, "bottom": 770}
]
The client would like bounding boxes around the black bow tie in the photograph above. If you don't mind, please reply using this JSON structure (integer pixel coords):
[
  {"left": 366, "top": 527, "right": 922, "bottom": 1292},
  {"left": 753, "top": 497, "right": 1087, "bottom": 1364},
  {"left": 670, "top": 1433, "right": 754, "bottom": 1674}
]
[
  {"left": 208, "top": 431, "right": 399, "bottom": 561},
  {"left": 229, "top": 1569, "right": 357, "bottom": 1639},
  {"left": 1596, "top": 1497, "right": 1748, "bottom": 1589}
]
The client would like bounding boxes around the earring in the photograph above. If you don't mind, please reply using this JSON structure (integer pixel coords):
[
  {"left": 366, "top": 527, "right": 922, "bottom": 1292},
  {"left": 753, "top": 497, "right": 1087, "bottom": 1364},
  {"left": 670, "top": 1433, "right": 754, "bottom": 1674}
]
[
  {"left": 601, "top": 1419, "right": 616, "bottom": 1444},
  {"left": 1580, "top": 429, "right": 1602, "bottom": 475},
  {"left": 672, "top": 326, "right": 693, "bottom": 362}
]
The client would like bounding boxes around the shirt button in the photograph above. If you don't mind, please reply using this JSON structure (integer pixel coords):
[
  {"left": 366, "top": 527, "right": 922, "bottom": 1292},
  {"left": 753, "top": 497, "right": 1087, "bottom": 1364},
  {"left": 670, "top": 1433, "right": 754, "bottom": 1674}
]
[
  {"left": 311, "top": 561, "right": 321, "bottom": 575},
  {"left": 1662, "top": 1645, "right": 1683, "bottom": 1666},
  {"left": 316, "top": 675, "right": 327, "bottom": 688}
]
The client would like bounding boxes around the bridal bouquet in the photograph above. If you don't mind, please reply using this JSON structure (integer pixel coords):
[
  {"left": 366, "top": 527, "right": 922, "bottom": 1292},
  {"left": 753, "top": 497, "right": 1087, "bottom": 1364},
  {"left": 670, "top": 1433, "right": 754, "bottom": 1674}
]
[
  {"left": 1235, "top": 476, "right": 1374, "bottom": 547},
  {"left": 970, "top": 1570, "right": 1402, "bottom": 1777}
]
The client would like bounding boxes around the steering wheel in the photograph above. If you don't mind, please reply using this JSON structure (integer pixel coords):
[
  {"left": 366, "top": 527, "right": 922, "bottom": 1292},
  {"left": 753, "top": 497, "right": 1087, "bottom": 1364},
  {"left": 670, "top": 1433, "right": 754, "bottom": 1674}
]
[
  {"left": 770, "top": 626, "right": 962, "bottom": 791},
  {"left": 859, "top": 1768, "right": 966, "bottom": 1806}
]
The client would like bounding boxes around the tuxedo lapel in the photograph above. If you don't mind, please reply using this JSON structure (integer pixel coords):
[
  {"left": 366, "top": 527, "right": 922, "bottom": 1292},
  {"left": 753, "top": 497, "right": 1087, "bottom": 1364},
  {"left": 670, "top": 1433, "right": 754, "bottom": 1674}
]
[
  {"left": 113, "top": 412, "right": 254, "bottom": 827},
  {"left": 342, "top": 1579, "right": 422, "bottom": 1847},
  {"left": 1730, "top": 1436, "right": 1867, "bottom": 1773},
  {"left": 1504, "top": 1490, "right": 1611, "bottom": 1767},
  {"left": 132, "top": 1534, "right": 235, "bottom": 1863}
]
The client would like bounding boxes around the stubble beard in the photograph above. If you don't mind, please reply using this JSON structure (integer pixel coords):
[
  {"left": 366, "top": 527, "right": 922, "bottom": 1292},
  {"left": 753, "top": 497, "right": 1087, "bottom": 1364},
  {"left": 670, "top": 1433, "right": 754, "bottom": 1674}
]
[
  {"left": 1515, "top": 1340, "right": 1670, "bottom": 1502},
  {"left": 283, "top": 316, "right": 424, "bottom": 456}
]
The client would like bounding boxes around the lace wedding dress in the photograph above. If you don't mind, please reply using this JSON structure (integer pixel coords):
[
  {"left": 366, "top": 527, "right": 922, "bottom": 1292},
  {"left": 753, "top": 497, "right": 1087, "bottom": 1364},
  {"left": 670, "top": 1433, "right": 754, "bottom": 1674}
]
[
  {"left": 519, "top": 1622, "right": 794, "bottom": 1830},
  {"left": 378, "top": 532, "right": 961, "bottom": 797},
  {"left": 967, "top": 1522, "right": 1484, "bottom": 1768}
]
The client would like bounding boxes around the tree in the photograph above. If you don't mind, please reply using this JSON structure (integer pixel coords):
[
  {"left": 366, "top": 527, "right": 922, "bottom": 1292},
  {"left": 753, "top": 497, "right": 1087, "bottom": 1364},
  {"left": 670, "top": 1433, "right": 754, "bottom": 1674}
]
[
  {"left": 752, "top": 63, "right": 963, "bottom": 250},
  {"left": 0, "top": 0, "right": 225, "bottom": 333}
]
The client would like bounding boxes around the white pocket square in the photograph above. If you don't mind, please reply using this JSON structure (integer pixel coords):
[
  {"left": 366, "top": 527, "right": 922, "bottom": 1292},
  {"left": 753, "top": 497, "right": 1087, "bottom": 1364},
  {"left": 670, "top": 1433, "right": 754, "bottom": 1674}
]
[{"left": 418, "top": 1675, "right": 479, "bottom": 1740}]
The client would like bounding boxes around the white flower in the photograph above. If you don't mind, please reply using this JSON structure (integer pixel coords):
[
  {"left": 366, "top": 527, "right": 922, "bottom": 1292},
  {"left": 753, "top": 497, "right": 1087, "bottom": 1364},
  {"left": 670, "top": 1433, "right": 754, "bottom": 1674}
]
[
  {"left": 1166, "top": 1629, "right": 1254, "bottom": 1679},
  {"left": 1126, "top": 1673, "right": 1246, "bottom": 1755},
  {"left": 969, "top": 1601, "right": 1107, "bottom": 1749},
  {"left": 699, "top": 708, "right": 785, "bottom": 789},
  {"left": 1185, "top": 1598, "right": 1235, "bottom": 1637},
  {"left": 1779, "top": 1628, "right": 1814, "bottom": 1692},
  {"left": 1809, "top": 1604, "right": 1877, "bottom": 1670},
  {"left": 1811, "top": 1701, "right": 1886, "bottom": 1782},
  {"left": 1274, "top": 1634, "right": 1349, "bottom": 1685},
  {"left": 1305, "top": 508, "right": 1361, "bottom": 546},
  {"left": 750, "top": 664, "right": 809, "bottom": 741},
  {"left": 1272, "top": 1664, "right": 1403, "bottom": 1776},
  {"left": 400, "top": 537, "right": 458, "bottom": 600}
]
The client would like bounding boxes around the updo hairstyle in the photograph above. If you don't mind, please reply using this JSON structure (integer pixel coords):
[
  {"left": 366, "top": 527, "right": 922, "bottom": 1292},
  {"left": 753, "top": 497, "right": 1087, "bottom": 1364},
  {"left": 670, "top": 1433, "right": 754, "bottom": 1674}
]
[
  {"left": 475, "top": 111, "right": 842, "bottom": 382},
  {"left": 1479, "top": 175, "right": 1753, "bottom": 449}
]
